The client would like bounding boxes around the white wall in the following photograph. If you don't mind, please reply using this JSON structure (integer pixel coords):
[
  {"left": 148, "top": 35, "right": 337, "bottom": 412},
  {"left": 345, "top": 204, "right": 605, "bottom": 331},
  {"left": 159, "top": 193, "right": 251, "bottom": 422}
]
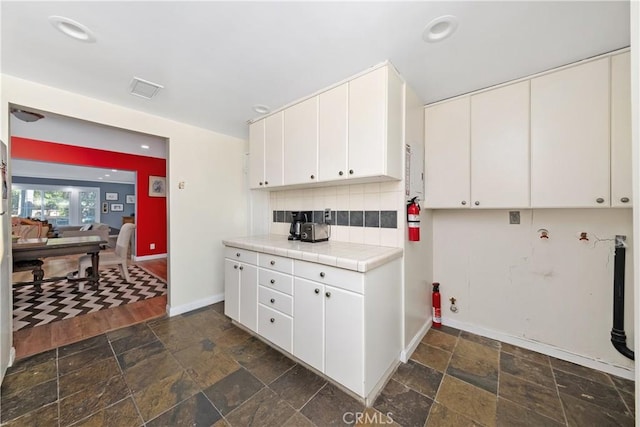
[
  {"left": 433, "top": 208, "right": 634, "bottom": 375},
  {"left": 1, "top": 76, "right": 247, "bottom": 344},
  {"left": 268, "top": 182, "right": 405, "bottom": 248}
]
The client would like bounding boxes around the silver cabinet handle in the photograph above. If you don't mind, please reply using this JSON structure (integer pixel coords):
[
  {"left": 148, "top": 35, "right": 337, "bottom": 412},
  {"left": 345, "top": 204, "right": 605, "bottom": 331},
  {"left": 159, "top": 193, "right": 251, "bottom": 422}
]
[
  {"left": 270, "top": 260, "right": 275, "bottom": 265},
  {"left": 270, "top": 279, "right": 275, "bottom": 284},
  {"left": 474, "top": 201, "right": 480, "bottom": 206},
  {"left": 596, "top": 198, "right": 605, "bottom": 204},
  {"left": 270, "top": 298, "right": 275, "bottom": 303},
  {"left": 236, "top": 252, "right": 241, "bottom": 257},
  {"left": 325, "top": 291, "right": 331, "bottom": 298},
  {"left": 621, "top": 197, "right": 630, "bottom": 203},
  {"left": 461, "top": 201, "right": 467, "bottom": 206},
  {"left": 339, "top": 171, "right": 344, "bottom": 176},
  {"left": 259, "top": 182, "right": 263, "bottom": 186},
  {"left": 320, "top": 272, "right": 325, "bottom": 278},
  {"left": 265, "top": 181, "right": 269, "bottom": 185},
  {"left": 239, "top": 266, "right": 243, "bottom": 271},
  {"left": 310, "top": 174, "right": 315, "bottom": 179},
  {"left": 270, "top": 318, "right": 275, "bottom": 323},
  {"left": 349, "top": 169, "right": 354, "bottom": 175},
  {"left": 233, "top": 265, "right": 238, "bottom": 270},
  {"left": 314, "top": 288, "right": 320, "bottom": 294}
]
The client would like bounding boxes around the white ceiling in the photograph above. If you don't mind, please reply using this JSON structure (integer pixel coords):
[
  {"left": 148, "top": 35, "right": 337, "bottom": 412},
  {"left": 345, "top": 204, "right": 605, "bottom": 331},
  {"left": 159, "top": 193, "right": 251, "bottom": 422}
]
[{"left": 1, "top": 1, "right": 630, "bottom": 140}]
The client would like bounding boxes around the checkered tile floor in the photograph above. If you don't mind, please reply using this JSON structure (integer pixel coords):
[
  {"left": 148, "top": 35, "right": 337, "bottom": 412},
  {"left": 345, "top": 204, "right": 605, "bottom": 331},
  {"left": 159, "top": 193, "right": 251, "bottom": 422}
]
[{"left": 12, "top": 265, "right": 167, "bottom": 331}]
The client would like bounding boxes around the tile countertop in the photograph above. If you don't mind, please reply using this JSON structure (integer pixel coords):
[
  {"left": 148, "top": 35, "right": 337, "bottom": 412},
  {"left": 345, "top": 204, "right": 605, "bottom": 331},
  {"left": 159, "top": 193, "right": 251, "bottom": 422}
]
[{"left": 222, "top": 235, "right": 403, "bottom": 273}]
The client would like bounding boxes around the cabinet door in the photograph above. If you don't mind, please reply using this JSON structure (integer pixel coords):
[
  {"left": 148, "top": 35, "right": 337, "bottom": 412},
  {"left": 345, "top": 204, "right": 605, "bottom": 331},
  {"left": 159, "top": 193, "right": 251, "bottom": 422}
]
[
  {"left": 424, "top": 97, "right": 471, "bottom": 208},
  {"left": 348, "top": 66, "right": 386, "bottom": 179},
  {"left": 224, "top": 259, "right": 240, "bottom": 322},
  {"left": 318, "top": 84, "right": 348, "bottom": 182},
  {"left": 239, "top": 263, "right": 258, "bottom": 332},
  {"left": 611, "top": 52, "right": 632, "bottom": 207},
  {"left": 324, "top": 285, "right": 364, "bottom": 395},
  {"left": 293, "top": 278, "right": 324, "bottom": 372},
  {"left": 284, "top": 97, "right": 319, "bottom": 185},
  {"left": 248, "top": 120, "right": 265, "bottom": 189},
  {"left": 471, "top": 81, "right": 530, "bottom": 208},
  {"left": 264, "top": 112, "right": 284, "bottom": 187},
  {"left": 531, "top": 58, "right": 610, "bottom": 207}
]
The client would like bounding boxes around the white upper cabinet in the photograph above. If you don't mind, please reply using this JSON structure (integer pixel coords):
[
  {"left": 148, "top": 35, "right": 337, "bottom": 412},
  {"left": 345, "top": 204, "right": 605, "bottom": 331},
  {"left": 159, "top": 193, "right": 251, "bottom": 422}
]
[
  {"left": 531, "top": 58, "right": 610, "bottom": 208},
  {"left": 318, "top": 83, "right": 348, "bottom": 182},
  {"left": 611, "top": 52, "right": 632, "bottom": 207},
  {"left": 348, "top": 65, "right": 404, "bottom": 180},
  {"left": 471, "top": 81, "right": 530, "bottom": 208},
  {"left": 264, "top": 112, "right": 284, "bottom": 188},
  {"left": 284, "top": 97, "right": 319, "bottom": 185},
  {"left": 248, "top": 120, "right": 266, "bottom": 189},
  {"left": 424, "top": 97, "right": 471, "bottom": 208}
]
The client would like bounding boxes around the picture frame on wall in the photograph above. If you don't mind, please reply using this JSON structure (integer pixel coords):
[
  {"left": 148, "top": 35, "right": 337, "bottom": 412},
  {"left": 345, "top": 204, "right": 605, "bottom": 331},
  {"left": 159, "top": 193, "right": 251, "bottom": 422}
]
[
  {"left": 102, "top": 202, "right": 108, "bottom": 214},
  {"left": 110, "top": 203, "right": 124, "bottom": 212},
  {"left": 125, "top": 194, "right": 135, "bottom": 204},
  {"left": 149, "top": 175, "right": 166, "bottom": 197},
  {"left": 105, "top": 192, "right": 118, "bottom": 201}
]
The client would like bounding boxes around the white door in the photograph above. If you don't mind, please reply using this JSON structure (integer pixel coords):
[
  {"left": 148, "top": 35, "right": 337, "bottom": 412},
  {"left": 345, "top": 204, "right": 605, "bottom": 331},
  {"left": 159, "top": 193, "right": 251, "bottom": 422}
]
[
  {"left": 318, "top": 84, "right": 348, "bottom": 182},
  {"left": 611, "top": 52, "right": 632, "bottom": 207},
  {"left": 248, "top": 120, "right": 266, "bottom": 189},
  {"left": 348, "top": 66, "right": 386, "bottom": 179},
  {"left": 264, "top": 112, "right": 284, "bottom": 187},
  {"left": 0, "top": 139, "right": 11, "bottom": 382},
  {"left": 531, "top": 58, "right": 610, "bottom": 207},
  {"left": 424, "top": 97, "right": 471, "bottom": 208},
  {"left": 224, "top": 259, "right": 240, "bottom": 322},
  {"left": 471, "top": 81, "right": 530, "bottom": 208},
  {"left": 293, "top": 278, "right": 324, "bottom": 372},
  {"left": 238, "top": 264, "right": 258, "bottom": 332},
  {"left": 284, "top": 97, "right": 319, "bottom": 185},
  {"left": 324, "top": 285, "right": 364, "bottom": 395}
]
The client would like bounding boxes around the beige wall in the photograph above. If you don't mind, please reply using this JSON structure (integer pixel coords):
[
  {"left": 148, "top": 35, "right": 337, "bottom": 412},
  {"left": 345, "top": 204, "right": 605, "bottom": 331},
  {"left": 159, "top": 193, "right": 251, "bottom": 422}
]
[
  {"left": 432, "top": 208, "right": 634, "bottom": 375},
  {"left": 1, "top": 74, "right": 248, "bottom": 317}
]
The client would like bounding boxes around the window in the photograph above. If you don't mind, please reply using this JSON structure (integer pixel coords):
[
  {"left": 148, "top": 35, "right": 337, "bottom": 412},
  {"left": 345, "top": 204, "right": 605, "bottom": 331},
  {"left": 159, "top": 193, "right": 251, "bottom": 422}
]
[{"left": 11, "top": 184, "right": 100, "bottom": 226}]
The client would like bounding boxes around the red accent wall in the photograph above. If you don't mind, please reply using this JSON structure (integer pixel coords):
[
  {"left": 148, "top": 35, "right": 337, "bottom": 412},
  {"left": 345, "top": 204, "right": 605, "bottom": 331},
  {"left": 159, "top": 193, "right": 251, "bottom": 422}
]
[{"left": 11, "top": 137, "right": 167, "bottom": 257}]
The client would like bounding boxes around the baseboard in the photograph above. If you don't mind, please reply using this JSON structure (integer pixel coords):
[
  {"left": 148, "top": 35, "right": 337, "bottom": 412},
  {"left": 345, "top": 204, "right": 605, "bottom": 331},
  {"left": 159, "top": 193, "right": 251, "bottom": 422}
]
[
  {"left": 133, "top": 253, "right": 167, "bottom": 262},
  {"left": 9, "top": 347, "right": 15, "bottom": 367},
  {"left": 444, "top": 318, "right": 635, "bottom": 380},
  {"left": 400, "top": 319, "right": 432, "bottom": 363},
  {"left": 167, "top": 293, "right": 224, "bottom": 316}
]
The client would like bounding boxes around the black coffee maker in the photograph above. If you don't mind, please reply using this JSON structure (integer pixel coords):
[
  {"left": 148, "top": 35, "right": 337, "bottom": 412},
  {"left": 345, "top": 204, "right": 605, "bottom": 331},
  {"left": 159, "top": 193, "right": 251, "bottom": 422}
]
[{"left": 288, "top": 211, "right": 308, "bottom": 240}]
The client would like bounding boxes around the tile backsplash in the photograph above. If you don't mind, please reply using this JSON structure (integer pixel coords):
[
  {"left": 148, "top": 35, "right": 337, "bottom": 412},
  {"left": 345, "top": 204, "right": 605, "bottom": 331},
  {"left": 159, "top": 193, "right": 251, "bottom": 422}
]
[{"left": 269, "top": 182, "right": 405, "bottom": 247}]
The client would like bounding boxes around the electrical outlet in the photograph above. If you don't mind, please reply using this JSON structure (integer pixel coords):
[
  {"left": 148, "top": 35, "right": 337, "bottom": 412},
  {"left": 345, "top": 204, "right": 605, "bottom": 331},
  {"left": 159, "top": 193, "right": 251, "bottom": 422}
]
[
  {"left": 324, "top": 208, "right": 331, "bottom": 222},
  {"left": 150, "top": 243, "right": 155, "bottom": 250},
  {"left": 509, "top": 211, "right": 520, "bottom": 224}
]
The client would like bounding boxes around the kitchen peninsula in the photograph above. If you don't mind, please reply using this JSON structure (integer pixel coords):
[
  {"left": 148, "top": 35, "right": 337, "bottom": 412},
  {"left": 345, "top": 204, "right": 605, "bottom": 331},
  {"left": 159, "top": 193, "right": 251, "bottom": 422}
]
[{"left": 223, "top": 235, "right": 403, "bottom": 404}]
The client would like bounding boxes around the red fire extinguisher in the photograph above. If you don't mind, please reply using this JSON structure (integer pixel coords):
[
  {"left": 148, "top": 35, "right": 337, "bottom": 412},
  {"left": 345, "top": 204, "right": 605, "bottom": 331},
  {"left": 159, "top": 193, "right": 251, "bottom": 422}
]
[
  {"left": 407, "top": 197, "right": 421, "bottom": 241},
  {"left": 432, "top": 282, "right": 442, "bottom": 328}
]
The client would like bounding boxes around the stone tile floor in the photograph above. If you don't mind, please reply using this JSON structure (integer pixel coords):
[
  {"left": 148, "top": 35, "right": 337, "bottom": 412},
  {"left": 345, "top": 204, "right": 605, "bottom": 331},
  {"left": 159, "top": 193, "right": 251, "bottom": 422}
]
[{"left": 1, "top": 302, "right": 635, "bottom": 426}]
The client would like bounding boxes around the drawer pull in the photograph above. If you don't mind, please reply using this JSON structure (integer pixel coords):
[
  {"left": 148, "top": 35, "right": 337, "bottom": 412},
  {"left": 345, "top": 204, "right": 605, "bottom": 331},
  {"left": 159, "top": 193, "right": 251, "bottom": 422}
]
[
  {"left": 265, "top": 181, "right": 269, "bottom": 185},
  {"left": 596, "top": 198, "right": 605, "bottom": 204},
  {"left": 236, "top": 252, "right": 241, "bottom": 257},
  {"left": 339, "top": 171, "right": 344, "bottom": 176},
  {"left": 310, "top": 174, "right": 315, "bottom": 179},
  {"left": 270, "top": 318, "right": 275, "bottom": 323},
  {"left": 233, "top": 265, "right": 238, "bottom": 270},
  {"left": 259, "top": 182, "right": 263, "bottom": 186},
  {"left": 270, "top": 279, "right": 275, "bottom": 284},
  {"left": 239, "top": 266, "right": 244, "bottom": 271},
  {"left": 314, "top": 288, "right": 320, "bottom": 294},
  {"left": 270, "top": 298, "right": 275, "bottom": 303},
  {"left": 270, "top": 260, "right": 275, "bottom": 265},
  {"left": 474, "top": 201, "right": 480, "bottom": 206},
  {"left": 349, "top": 169, "right": 354, "bottom": 175},
  {"left": 621, "top": 197, "right": 630, "bottom": 203},
  {"left": 325, "top": 291, "right": 331, "bottom": 298},
  {"left": 461, "top": 201, "right": 467, "bottom": 206},
  {"left": 320, "top": 272, "right": 325, "bottom": 278}
]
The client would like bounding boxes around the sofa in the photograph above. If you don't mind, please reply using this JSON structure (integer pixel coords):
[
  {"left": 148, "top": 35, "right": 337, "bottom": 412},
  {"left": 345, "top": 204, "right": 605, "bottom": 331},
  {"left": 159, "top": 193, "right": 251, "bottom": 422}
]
[
  {"left": 58, "top": 223, "right": 112, "bottom": 246},
  {"left": 11, "top": 217, "right": 50, "bottom": 240}
]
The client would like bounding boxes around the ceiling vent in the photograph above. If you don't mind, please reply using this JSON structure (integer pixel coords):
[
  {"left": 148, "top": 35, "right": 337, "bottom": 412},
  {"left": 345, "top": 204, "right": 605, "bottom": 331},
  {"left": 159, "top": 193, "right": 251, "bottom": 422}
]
[{"left": 129, "top": 77, "right": 164, "bottom": 99}]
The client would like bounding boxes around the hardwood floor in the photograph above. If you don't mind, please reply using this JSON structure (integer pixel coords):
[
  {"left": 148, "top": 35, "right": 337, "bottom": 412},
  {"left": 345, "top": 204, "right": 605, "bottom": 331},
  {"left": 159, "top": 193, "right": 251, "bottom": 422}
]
[{"left": 11, "top": 255, "right": 168, "bottom": 360}]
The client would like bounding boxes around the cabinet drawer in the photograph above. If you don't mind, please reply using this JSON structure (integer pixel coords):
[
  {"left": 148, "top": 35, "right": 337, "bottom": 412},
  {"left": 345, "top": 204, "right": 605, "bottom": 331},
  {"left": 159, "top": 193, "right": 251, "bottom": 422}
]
[
  {"left": 294, "top": 260, "right": 364, "bottom": 294},
  {"left": 258, "top": 286, "right": 293, "bottom": 317},
  {"left": 224, "top": 247, "right": 258, "bottom": 265},
  {"left": 258, "top": 253, "right": 293, "bottom": 274},
  {"left": 258, "top": 304, "right": 292, "bottom": 353},
  {"left": 258, "top": 269, "right": 293, "bottom": 295}
]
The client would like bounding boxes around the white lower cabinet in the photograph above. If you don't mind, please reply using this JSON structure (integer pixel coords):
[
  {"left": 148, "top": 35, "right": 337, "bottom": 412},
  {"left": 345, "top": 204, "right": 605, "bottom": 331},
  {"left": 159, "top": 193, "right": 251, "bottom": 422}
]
[
  {"left": 224, "top": 252, "right": 258, "bottom": 332},
  {"left": 225, "top": 247, "right": 401, "bottom": 402}
]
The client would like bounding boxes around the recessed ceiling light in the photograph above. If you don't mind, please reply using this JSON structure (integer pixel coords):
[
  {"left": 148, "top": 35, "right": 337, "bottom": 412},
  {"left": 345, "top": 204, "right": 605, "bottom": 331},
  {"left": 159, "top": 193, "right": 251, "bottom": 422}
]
[
  {"left": 104, "top": 174, "right": 110, "bottom": 177},
  {"left": 48, "top": 16, "right": 96, "bottom": 43},
  {"left": 422, "top": 15, "right": 458, "bottom": 43},
  {"left": 141, "top": 145, "right": 150, "bottom": 149},
  {"left": 10, "top": 109, "right": 44, "bottom": 122},
  {"left": 111, "top": 169, "right": 118, "bottom": 172},
  {"left": 253, "top": 105, "right": 270, "bottom": 114},
  {"left": 98, "top": 177, "right": 103, "bottom": 180}
]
